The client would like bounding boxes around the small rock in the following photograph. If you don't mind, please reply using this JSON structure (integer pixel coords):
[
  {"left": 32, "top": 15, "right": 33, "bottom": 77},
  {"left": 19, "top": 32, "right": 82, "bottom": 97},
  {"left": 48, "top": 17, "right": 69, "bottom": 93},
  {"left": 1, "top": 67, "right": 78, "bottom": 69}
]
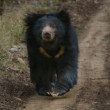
[
  {"left": 18, "top": 58, "right": 25, "bottom": 64},
  {"left": 94, "top": 0, "right": 99, "bottom": 4},
  {"left": 9, "top": 47, "right": 18, "bottom": 52},
  {"left": 13, "top": 97, "right": 24, "bottom": 102},
  {"left": 9, "top": 45, "right": 20, "bottom": 52},
  {"left": 30, "top": 0, "right": 38, "bottom": 5}
]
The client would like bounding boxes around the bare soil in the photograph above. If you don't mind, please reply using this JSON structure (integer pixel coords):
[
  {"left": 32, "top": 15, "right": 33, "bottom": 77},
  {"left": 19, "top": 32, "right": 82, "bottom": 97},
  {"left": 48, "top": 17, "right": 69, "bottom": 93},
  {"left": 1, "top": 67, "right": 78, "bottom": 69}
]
[{"left": 1, "top": 0, "right": 110, "bottom": 110}]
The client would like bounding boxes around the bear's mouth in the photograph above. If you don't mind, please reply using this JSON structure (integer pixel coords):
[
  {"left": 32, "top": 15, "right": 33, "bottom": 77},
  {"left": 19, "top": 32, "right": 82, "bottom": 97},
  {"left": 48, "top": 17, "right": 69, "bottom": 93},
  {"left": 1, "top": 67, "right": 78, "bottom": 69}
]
[{"left": 42, "top": 25, "right": 55, "bottom": 42}]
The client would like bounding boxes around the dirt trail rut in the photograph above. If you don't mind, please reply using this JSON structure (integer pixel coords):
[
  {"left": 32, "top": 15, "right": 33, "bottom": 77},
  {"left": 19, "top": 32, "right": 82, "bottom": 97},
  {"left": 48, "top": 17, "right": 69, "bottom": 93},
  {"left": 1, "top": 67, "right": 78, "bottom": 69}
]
[{"left": 19, "top": 1, "right": 110, "bottom": 110}]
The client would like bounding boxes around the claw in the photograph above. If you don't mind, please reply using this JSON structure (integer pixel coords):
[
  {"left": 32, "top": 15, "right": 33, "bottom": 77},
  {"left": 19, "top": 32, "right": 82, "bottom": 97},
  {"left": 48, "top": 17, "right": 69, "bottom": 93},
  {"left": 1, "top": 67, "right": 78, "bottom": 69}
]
[{"left": 51, "top": 93, "right": 59, "bottom": 97}]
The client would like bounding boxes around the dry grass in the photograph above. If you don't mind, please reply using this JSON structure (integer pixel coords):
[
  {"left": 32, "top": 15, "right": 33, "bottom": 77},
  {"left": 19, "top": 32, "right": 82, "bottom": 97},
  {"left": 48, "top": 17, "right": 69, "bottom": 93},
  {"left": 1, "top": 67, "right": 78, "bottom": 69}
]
[
  {"left": 0, "top": 12, "right": 23, "bottom": 49},
  {"left": 0, "top": 0, "right": 62, "bottom": 51}
]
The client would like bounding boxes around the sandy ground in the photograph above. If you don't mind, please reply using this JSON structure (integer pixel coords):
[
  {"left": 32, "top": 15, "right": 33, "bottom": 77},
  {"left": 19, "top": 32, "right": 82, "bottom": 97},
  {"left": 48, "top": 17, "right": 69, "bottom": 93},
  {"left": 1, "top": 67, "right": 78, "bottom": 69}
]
[{"left": 18, "top": 0, "right": 110, "bottom": 110}]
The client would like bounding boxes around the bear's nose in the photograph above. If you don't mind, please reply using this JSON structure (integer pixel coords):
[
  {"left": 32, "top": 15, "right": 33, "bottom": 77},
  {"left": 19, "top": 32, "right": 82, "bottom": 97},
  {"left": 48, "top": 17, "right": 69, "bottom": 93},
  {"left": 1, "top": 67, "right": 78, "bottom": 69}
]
[{"left": 44, "top": 32, "right": 51, "bottom": 39}]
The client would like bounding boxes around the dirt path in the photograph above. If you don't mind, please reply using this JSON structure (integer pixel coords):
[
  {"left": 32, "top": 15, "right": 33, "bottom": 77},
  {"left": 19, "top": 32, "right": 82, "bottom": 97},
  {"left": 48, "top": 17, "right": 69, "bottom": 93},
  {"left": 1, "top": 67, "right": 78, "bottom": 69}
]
[{"left": 19, "top": 1, "right": 110, "bottom": 110}]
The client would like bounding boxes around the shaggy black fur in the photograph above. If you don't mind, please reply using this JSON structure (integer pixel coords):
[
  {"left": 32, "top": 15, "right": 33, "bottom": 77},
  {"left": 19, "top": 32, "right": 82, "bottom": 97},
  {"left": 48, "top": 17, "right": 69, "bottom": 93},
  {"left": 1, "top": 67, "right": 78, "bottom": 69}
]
[{"left": 25, "top": 10, "right": 78, "bottom": 96}]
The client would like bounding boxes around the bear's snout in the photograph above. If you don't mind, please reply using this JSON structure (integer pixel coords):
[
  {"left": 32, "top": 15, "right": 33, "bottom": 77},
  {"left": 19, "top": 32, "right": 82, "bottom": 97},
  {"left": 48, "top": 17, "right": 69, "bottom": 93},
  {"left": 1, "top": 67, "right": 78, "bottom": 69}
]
[
  {"left": 42, "top": 25, "right": 55, "bottom": 42},
  {"left": 43, "top": 32, "right": 51, "bottom": 39}
]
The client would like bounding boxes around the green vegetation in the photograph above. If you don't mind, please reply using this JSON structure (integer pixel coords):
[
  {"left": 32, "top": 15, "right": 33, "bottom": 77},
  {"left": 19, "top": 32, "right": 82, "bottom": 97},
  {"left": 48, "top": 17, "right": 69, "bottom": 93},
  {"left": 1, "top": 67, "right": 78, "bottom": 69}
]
[
  {"left": 0, "top": 62, "right": 9, "bottom": 67},
  {"left": 91, "top": 108, "right": 97, "bottom": 110},
  {"left": 18, "top": 62, "right": 25, "bottom": 69},
  {"left": 0, "top": 70, "right": 4, "bottom": 74}
]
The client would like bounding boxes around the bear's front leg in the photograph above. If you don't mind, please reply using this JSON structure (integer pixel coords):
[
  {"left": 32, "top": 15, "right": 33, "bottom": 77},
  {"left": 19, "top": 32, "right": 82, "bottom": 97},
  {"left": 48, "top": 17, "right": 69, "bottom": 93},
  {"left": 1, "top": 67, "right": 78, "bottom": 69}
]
[
  {"left": 34, "top": 65, "right": 55, "bottom": 96},
  {"left": 51, "top": 53, "right": 78, "bottom": 96}
]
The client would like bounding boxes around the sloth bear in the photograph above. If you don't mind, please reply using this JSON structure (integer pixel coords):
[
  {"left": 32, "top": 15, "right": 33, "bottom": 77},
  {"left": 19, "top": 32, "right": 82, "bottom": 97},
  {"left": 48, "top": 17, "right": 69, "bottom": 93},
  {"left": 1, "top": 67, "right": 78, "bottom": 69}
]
[{"left": 25, "top": 10, "right": 78, "bottom": 96}]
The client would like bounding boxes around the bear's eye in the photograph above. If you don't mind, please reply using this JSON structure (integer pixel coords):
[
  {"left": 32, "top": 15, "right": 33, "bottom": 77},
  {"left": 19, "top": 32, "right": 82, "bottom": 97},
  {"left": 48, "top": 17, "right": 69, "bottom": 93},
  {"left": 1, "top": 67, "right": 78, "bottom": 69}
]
[
  {"left": 39, "top": 25, "right": 44, "bottom": 30},
  {"left": 49, "top": 24, "right": 56, "bottom": 28}
]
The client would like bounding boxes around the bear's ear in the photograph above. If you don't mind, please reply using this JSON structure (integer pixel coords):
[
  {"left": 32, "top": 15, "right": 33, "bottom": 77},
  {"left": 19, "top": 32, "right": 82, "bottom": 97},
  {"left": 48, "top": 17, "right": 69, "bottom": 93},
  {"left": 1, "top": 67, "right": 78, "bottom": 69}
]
[
  {"left": 24, "top": 13, "right": 42, "bottom": 27},
  {"left": 57, "top": 10, "right": 70, "bottom": 23}
]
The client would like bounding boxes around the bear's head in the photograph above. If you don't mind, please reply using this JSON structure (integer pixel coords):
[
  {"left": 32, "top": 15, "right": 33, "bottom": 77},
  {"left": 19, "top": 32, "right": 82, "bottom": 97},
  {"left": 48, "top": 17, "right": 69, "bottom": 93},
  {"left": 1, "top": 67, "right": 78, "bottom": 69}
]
[{"left": 25, "top": 10, "right": 70, "bottom": 49}]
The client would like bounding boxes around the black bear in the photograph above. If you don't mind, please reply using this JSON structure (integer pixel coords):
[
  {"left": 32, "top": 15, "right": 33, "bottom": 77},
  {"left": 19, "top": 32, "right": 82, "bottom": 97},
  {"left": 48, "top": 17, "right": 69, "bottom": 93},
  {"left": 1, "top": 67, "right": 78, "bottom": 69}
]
[{"left": 25, "top": 10, "right": 78, "bottom": 96}]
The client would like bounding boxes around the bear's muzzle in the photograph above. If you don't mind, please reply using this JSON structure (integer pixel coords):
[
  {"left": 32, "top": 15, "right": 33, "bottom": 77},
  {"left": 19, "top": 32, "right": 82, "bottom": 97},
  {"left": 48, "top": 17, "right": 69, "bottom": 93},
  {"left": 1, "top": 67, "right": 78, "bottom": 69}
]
[{"left": 42, "top": 25, "right": 55, "bottom": 42}]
